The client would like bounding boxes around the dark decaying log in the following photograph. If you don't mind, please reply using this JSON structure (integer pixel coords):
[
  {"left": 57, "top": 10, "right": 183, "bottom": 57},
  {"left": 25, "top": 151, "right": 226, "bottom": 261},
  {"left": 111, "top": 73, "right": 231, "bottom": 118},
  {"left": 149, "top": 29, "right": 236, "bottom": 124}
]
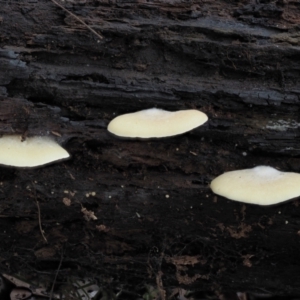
[{"left": 1, "top": 0, "right": 300, "bottom": 298}]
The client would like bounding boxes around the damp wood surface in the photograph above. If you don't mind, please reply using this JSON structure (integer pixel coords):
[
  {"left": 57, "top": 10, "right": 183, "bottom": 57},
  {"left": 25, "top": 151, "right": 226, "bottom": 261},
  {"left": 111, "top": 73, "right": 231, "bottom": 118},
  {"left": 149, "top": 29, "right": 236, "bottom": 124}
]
[{"left": 0, "top": 0, "right": 300, "bottom": 298}]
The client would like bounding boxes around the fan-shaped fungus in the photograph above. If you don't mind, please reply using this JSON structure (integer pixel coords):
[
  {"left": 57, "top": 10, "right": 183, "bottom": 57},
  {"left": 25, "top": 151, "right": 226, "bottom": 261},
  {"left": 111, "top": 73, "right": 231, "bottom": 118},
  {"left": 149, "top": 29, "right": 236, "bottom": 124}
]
[
  {"left": 107, "top": 108, "right": 208, "bottom": 138},
  {"left": 0, "top": 135, "right": 69, "bottom": 167},
  {"left": 210, "top": 166, "right": 300, "bottom": 205}
]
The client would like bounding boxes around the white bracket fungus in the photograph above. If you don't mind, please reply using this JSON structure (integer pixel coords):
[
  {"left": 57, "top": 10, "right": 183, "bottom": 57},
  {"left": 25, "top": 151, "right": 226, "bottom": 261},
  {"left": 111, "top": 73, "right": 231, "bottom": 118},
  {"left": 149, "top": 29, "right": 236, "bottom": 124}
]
[
  {"left": 0, "top": 135, "right": 70, "bottom": 167},
  {"left": 107, "top": 108, "right": 208, "bottom": 138},
  {"left": 210, "top": 166, "right": 300, "bottom": 205}
]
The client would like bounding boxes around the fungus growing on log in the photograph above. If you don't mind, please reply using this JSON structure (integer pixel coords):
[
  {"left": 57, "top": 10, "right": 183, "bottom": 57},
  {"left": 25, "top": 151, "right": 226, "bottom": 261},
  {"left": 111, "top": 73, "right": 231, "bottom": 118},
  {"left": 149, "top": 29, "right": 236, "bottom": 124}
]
[
  {"left": 0, "top": 135, "right": 70, "bottom": 167},
  {"left": 107, "top": 108, "right": 208, "bottom": 138},
  {"left": 210, "top": 166, "right": 300, "bottom": 205}
]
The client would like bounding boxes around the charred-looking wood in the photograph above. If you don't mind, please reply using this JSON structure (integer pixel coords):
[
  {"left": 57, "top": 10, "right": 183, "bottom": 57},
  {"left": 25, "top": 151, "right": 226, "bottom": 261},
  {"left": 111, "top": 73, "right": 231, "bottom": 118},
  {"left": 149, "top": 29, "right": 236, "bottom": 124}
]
[{"left": 1, "top": 0, "right": 300, "bottom": 299}]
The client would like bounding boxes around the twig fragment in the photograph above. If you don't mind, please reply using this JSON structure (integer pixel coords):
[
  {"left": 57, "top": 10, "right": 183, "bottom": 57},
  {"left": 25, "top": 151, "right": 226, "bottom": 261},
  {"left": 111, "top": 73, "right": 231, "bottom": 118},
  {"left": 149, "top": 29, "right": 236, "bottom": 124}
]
[
  {"left": 50, "top": 0, "right": 103, "bottom": 40},
  {"left": 81, "top": 204, "right": 98, "bottom": 221},
  {"left": 49, "top": 248, "right": 64, "bottom": 300},
  {"left": 36, "top": 200, "right": 48, "bottom": 244},
  {"left": 32, "top": 182, "right": 48, "bottom": 244}
]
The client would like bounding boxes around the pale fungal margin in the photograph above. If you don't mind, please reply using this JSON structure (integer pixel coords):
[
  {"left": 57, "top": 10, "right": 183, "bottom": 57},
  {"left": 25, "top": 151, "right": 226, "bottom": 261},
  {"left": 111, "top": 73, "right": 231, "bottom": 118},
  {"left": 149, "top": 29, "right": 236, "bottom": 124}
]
[
  {"left": 210, "top": 166, "right": 300, "bottom": 205},
  {"left": 107, "top": 108, "right": 208, "bottom": 138},
  {"left": 0, "top": 135, "right": 70, "bottom": 167}
]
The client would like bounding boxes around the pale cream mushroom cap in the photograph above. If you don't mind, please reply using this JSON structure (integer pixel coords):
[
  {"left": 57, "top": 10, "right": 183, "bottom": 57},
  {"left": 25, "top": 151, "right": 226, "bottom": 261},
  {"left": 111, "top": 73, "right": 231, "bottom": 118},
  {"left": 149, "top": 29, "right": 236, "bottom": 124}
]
[
  {"left": 0, "top": 135, "right": 70, "bottom": 167},
  {"left": 107, "top": 108, "right": 208, "bottom": 138},
  {"left": 210, "top": 166, "right": 300, "bottom": 205}
]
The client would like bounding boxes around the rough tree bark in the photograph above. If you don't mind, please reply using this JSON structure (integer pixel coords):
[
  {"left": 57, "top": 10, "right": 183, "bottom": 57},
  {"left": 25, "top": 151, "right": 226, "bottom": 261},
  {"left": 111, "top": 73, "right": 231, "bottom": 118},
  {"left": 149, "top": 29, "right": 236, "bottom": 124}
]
[{"left": 1, "top": 0, "right": 300, "bottom": 299}]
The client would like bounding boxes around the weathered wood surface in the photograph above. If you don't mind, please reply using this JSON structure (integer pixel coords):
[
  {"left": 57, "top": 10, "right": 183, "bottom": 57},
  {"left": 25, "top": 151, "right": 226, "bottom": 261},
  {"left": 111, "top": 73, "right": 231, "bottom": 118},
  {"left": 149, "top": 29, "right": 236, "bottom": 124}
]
[{"left": 1, "top": 0, "right": 300, "bottom": 298}]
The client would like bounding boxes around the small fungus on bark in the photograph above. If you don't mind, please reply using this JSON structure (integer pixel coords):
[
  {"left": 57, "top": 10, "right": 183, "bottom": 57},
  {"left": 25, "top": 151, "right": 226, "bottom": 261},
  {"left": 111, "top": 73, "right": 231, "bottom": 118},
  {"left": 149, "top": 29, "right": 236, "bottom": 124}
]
[
  {"left": 210, "top": 166, "right": 300, "bottom": 205},
  {"left": 107, "top": 108, "right": 208, "bottom": 138},
  {"left": 0, "top": 135, "right": 70, "bottom": 167}
]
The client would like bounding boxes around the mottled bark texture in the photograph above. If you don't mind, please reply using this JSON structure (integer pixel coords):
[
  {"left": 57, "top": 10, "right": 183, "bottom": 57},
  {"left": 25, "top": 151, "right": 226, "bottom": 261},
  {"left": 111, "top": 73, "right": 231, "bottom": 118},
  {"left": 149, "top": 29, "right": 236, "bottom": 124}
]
[{"left": 0, "top": 0, "right": 300, "bottom": 298}]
